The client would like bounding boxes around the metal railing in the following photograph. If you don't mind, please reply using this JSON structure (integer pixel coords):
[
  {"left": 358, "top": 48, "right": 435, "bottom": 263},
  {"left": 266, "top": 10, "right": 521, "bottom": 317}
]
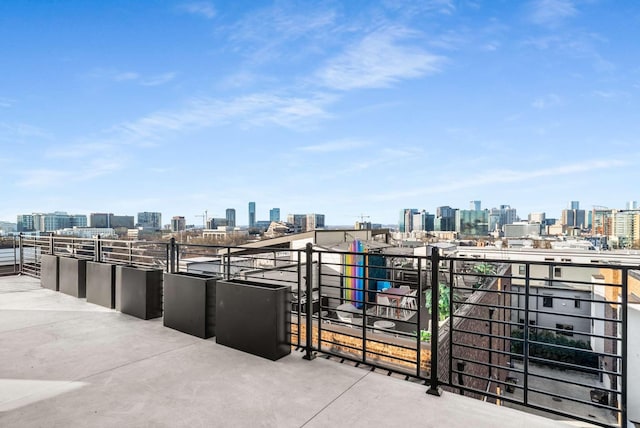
[{"left": 12, "top": 235, "right": 631, "bottom": 427}]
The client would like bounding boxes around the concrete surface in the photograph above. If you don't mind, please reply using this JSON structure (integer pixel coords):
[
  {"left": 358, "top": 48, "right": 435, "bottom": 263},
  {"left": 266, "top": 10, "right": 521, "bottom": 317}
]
[{"left": 0, "top": 275, "right": 595, "bottom": 428}]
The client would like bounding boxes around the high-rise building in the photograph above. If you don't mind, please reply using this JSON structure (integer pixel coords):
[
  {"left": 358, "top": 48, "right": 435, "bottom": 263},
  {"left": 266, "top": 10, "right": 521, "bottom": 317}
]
[
  {"left": 456, "top": 209, "right": 489, "bottom": 236},
  {"left": 18, "top": 212, "right": 87, "bottom": 232},
  {"left": 90, "top": 213, "right": 133, "bottom": 229},
  {"left": 470, "top": 200, "right": 481, "bottom": 211},
  {"left": 248, "top": 202, "right": 256, "bottom": 228},
  {"left": 16, "top": 215, "right": 35, "bottom": 232},
  {"left": 137, "top": 212, "right": 162, "bottom": 230},
  {"left": 90, "top": 213, "right": 111, "bottom": 228},
  {"left": 306, "top": 214, "right": 325, "bottom": 231},
  {"left": 399, "top": 209, "right": 418, "bottom": 233},
  {"left": 287, "top": 214, "right": 307, "bottom": 232},
  {"left": 528, "top": 212, "right": 546, "bottom": 224},
  {"left": 269, "top": 208, "right": 280, "bottom": 222},
  {"left": 627, "top": 201, "right": 638, "bottom": 210},
  {"left": 171, "top": 216, "right": 186, "bottom": 232},
  {"left": 562, "top": 201, "right": 586, "bottom": 228},
  {"left": 435, "top": 206, "right": 456, "bottom": 232},
  {"left": 225, "top": 208, "right": 236, "bottom": 228}
]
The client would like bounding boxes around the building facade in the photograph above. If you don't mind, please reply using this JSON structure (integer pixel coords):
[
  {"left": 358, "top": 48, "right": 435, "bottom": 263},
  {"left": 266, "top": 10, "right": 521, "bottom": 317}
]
[
  {"left": 269, "top": 208, "right": 280, "bottom": 222},
  {"left": 248, "top": 202, "right": 256, "bottom": 228},
  {"left": 137, "top": 212, "right": 162, "bottom": 230},
  {"left": 171, "top": 216, "right": 186, "bottom": 232},
  {"left": 225, "top": 208, "right": 236, "bottom": 228}
]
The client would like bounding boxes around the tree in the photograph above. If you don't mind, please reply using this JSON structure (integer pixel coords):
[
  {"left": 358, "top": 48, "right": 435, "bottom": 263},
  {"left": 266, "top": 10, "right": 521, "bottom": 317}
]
[{"left": 424, "top": 283, "right": 453, "bottom": 321}]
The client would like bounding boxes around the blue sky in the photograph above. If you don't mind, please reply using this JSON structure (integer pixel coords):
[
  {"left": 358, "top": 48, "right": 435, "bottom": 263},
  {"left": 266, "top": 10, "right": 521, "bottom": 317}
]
[{"left": 1, "top": 0, "right": 639, "bottom": 227}]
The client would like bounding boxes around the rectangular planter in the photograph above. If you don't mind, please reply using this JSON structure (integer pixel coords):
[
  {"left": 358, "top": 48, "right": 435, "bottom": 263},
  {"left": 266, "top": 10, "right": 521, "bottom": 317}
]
[
  {"left": 216, "top": 279, "right": 291, "bottom": 361},
  {"left": 115, "top": 265, "right": 163, "bottom": 320},
  {"left": 40, "top": 254, "right": 59, "bottom": 291},
  {"left": 86, "top": 261, "right": 116, "bottom": 309},
  {"left": 59, "top": 257, "right": 87, "bottom": 298},
  {"left": 163, "top": 272, "right": 217, "bottom": 339}
]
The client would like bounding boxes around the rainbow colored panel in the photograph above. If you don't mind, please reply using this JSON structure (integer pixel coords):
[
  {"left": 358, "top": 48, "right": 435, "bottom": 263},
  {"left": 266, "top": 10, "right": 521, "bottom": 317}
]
[{"left": 344, "top": 239, "right": 364, "bottom": 308}]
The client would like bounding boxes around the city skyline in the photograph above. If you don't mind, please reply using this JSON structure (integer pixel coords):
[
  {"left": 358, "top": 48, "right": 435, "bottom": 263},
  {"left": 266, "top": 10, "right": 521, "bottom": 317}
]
[{"left": 2, "top": 1, "right": 639, "bottom": 226}]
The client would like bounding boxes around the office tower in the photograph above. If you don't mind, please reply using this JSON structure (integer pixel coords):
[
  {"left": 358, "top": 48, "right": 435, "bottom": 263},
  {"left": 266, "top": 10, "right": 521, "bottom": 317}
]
[
  {"left": 562, "top": 201, "right": 586, "bottom": 228},
  {"left": 435, "top": 206, "right": 456, "bottom": 231},
  {"left": 248, "top": 202, "right": 256, "bottom": 228},
  {"left": 411, "top": 210, "right": 433, "bottom": 232},
  {"left": 627, "top": 201, "right": 638, "bottom": 210},
  {"left": 16, "top": 214, "right": 35, "bottom": 232},
  {"left": 137, "top": 212, "right": 162, "bottom": 230},
  {"left": 269, "top": 208, "right": 280, "bottom": 222},
  {"left": 306, "top": 214, "right": 325, "bottom": 231},
  {"left": 470, "top": 200, "right": 481, "bottom": 211},
  {"left": 171, "top": 216, "right": 186, "bottom": 232},
  {"left": 528, "top": 212, "right": 546, "bottom": 223},
  {"left": 90, "top": 213, "right": 111, "bottom": 228},
  {"left": 398, "top": 209, "right": 418, "bottom": 233},
  {"left": 287, "top": 214, "right": 307, "bottom": 232},
  {"left": 225, "top": 208, "right": 236, "bottom": 228}
]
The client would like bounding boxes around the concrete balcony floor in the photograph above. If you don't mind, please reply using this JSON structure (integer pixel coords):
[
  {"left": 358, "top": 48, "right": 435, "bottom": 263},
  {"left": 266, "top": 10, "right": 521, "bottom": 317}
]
[{"left": 0, "top": 275, "right": 590, "bottom": 428}]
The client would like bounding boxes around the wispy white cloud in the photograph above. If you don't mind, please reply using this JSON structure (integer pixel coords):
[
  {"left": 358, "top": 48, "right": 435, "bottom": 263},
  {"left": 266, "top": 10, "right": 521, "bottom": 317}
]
[
  {"left": 382, "top": 0, "right": 456, "bottom": 16},
  {"left": 299, "top": 139, "right": 369, "bottom": 153},
  {"left": 532, "top": 93, "right": 562, "bottom": 109},
  {"left": 114, "top": 92, "right": 333, "bottom": 141},
  {"left": 18, "top": 158, "right": 126, "bottom": 189},
  {"left": 89, "top": 69, "right": 176, "bottom": 86},
  {"left": 529, "top": 0, "right": 577, "bottom": 26},
  {"left": 0, "top": 97, "right": 13, "bottom": 108},
  {"left": 179, "top": 2, "right": 216, "bottom": 19},
  {"left": 113, "top": 71, "right": 139, "bottom": 82},
  {"left": 593, "top": 90, "right": 627, "bottom": 99},
  {"left": 141, "top": 72, "right": 177, "bottom": 86},
  {"left": 0, "top": 122, "right": 51, "bottom": 140},
  {"left": 316, "top": 27, "right": 443, "bottom": 91},
  {"left": 374, "top": 158, "right": 628, "bottom": 201}
]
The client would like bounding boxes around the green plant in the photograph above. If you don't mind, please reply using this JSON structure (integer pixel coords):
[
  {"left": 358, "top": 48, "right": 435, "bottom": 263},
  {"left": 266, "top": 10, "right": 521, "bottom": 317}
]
[
  {"left": 413, "top": 329, "right": 431, "bottom": 342},
  {"left": 510, "top": 329, "right": 598, "bottom": 369},
  {"left": 424, "top": 283, "right": 452, "bottom": 321}
]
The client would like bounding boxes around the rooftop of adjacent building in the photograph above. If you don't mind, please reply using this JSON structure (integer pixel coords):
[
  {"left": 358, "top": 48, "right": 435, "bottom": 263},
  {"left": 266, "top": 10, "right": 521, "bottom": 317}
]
[{"left": 0, "top": 274, "right": 595, "bottom": 428}]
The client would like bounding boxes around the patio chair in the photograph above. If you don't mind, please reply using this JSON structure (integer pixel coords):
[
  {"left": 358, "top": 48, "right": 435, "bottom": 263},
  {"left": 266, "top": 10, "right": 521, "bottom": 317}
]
[
  {"left": 400, "top": 289, "right": 418, "bottom": 320},
  {"left": 376, "top": 295, "right": 394, "bottom": 318},
  {"left": 336, "top": 303, "right": 360, "bottom": 326}
]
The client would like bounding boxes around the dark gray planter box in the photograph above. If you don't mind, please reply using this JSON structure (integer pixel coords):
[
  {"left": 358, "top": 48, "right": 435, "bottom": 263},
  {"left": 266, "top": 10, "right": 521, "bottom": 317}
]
[
  {"left": 59, "top": 257, "right": 87, "bottom": 298},
  {"left": 40, "top": 254, "right": 59, "bottom": 291},
  {"left": 216, "top": 279, "right": 291, "bottom": 361},
  {"left": 115, "top": 265, "right": 163, "bottom": 320},
  {"left": 163, "top": 272, "right": 217, "bottom": 339},
  {"left": 86, "top": 262, "right": 116, "bottom": 309}
]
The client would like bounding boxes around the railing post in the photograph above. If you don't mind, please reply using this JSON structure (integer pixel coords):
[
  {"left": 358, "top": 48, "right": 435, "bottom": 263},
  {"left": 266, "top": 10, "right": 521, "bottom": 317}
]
[
  {"left": 621, "top": 268, "right": 628, "bottom": 426},
  {"left": 225, "top": 247, "right": 231, "bottom": 280},
  {"left": 303, "top": 243, "right": 316, "bottom": 361},
  {"left": 169, "top": 238, "right": 176, "bottom": 273},
  {"left": 416, "top": 257, "right": 423, "bottom": 378},
  {"left": 49, "top": 234, "right": 54, "bottom": 255},
  {"left": 95, "top": 235, "right": 101, "bottom": 262},
  {"left": 127, "top": 241, "right": 133, "bottom": 265},
  {"left": 17, "top": 234, "right": 23, "bottom": 274},
  {"left": 523, "top": 263, "right": 531, "bottom": 405},
  {"left": 427, "top": 246, "right": 442, "bottom": 396}
]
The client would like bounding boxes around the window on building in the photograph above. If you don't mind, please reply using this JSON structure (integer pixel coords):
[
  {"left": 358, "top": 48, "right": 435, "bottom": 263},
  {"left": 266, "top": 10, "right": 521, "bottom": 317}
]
[
  {"left": 574, "top": 298, "right": 581, "bottom": 308},
  {"left": 556, "top": 323, "right": 574, "bottom": 336},
  {"left": 543, "top": 296, "right": 553, "bottom": 307},
  {"left": 554, "top": 267, "right": 562, "bottom": 278},
  {"left": 518, "top": 265, "right": 526, "bottom": 275}
]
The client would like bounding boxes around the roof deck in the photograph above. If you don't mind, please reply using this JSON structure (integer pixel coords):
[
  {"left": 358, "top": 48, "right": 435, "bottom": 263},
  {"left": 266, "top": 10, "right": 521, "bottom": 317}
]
[{"left": 0, "top": 275, "right": 588, "bottom": 427}]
